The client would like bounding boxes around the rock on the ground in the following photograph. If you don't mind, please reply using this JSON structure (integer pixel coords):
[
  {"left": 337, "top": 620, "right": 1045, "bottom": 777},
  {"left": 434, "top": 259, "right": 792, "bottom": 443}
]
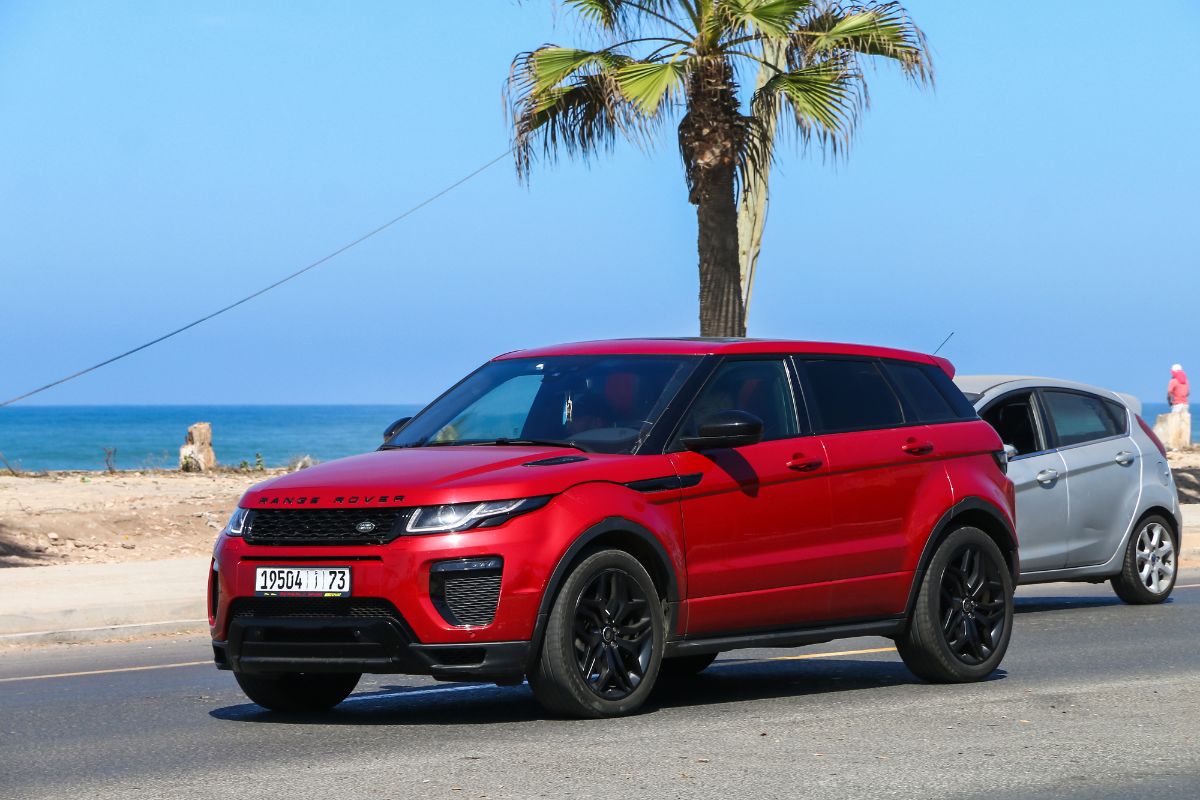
[
  {"left": 1155, "top": 411, "right": 1192, "bottom": 451},
  {"left": 179, "top": 422, "right": 217, "bottom": 472}
]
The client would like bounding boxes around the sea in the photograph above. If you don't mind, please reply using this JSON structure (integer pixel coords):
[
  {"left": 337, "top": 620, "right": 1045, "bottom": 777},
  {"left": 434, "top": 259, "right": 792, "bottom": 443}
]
[
  {"left": 0, "top": 405, "right": 422, "bottom": 472},
  {"left": 0, "top": 401, "right": 1193, "bottom": 473}
]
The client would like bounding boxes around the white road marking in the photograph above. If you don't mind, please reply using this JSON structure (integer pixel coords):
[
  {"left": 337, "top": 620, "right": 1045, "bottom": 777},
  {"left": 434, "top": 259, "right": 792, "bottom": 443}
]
[{"left": 0, "top": 660, "right": 210, "bottom": 683}]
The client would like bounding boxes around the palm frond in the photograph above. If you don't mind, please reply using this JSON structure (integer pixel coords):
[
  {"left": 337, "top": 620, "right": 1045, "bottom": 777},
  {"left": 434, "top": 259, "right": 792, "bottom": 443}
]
[
  {"left": 614, "top": 60, "right": 688, "bottom": 113},
  {"left": 754, "top": 57, "right": 862, "bottom": 153},
  {"left": 517, "top": 47, "right": 632, "bottom": 95},
  {"left": 717, "top": 0, "right": 815, "bottom": 40},
  {"left": 801, "top": 2, "right": 931, "bottom": 83}
]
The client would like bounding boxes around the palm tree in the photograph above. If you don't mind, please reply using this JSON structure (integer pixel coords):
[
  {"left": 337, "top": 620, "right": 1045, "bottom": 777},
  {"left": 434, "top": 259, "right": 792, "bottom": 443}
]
[{"left": 509, "top": 0, "right": 931, "bottom": 336}]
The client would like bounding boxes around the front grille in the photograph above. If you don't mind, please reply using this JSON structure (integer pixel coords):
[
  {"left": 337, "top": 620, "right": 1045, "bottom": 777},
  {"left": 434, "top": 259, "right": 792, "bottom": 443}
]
[
  {"left": 230, "top": 597, "right": 402, "bottom": 620},
  {"left": 430, "top": 558, "right": 503, "bottom": 627},
  {"left": 244, "top": 508, "right": 411, "bottom": 545}
]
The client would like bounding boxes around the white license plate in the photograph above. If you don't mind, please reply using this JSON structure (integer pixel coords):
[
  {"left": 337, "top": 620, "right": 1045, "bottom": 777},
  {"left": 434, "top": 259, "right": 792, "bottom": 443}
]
[{"left": 254, "top": 567, "right": 351, "bottom": 597}]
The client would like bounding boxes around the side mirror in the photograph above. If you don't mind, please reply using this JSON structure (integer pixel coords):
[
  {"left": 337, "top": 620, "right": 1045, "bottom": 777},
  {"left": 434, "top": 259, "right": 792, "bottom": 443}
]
[
  {"left": 383, "top": 417, "right": 413, "bottom": 441},
  {"left": 1004, "top": 444, "right": 1019, "bottom": 461},
  {"left": 681, "top": 410, "right": 764, "bottom": 451}
]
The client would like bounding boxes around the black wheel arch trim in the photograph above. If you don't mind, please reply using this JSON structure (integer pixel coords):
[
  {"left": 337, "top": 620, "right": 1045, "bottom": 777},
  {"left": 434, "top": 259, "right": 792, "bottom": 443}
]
[
  {"left": 904, "top": 497, "right": 1019, "bottom": 620},
  {"left": 528, "top": 516, "right": 682, "bottom": 668}
]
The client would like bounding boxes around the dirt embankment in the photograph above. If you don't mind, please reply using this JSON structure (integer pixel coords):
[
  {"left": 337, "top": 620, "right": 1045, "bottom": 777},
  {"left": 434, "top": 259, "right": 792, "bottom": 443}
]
[{"left": 0, "top": 470, "right": 285, "bottom": 567}]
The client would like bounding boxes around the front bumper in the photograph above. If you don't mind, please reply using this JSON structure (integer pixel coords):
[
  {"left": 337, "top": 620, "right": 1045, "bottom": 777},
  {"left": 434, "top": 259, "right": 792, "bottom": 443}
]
[
  {"left": 208, "top": 504, "right": 578, "bottom": 681},
  {"left": 212, "top": 607, "right": 529, "bottom": 683}
]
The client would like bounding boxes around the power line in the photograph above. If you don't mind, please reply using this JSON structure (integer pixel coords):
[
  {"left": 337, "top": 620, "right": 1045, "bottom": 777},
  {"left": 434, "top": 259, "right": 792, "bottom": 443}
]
[{"left": 0, "top": 149, "right": 514, "bottom": 408}]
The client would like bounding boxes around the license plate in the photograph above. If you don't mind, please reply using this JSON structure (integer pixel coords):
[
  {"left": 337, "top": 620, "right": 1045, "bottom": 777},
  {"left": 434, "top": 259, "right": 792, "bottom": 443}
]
[{"left": 254, "top": 566, "right": 351, "bottom": 597}]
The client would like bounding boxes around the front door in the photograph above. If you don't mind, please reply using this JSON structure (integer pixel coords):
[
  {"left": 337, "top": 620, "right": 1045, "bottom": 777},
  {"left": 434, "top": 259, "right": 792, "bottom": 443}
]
[
  {"left": 1039, "top": 389, "right": 1141, "bottom": 568},
  {"left": 980, "top": 391, "right": 1070, "bottom": 574},
  {"left": 668, "top": 357, "right": 834, "bottom": 636}
]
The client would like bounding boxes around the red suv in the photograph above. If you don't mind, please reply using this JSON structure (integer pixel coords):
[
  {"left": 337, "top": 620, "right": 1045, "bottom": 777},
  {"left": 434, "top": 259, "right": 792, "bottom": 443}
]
[{"left": 210, "top": 339, "right": 1017, "bottom": 717}]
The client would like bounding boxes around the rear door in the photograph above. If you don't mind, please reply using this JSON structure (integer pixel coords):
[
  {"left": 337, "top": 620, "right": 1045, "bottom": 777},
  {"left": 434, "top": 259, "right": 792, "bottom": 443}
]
[
  {"left": 979, "top": 391, "right": 1070, "bottom": 573},
  {"left": 794, "top": 357, "right": 955, "bottom": 619},
  {"left": 1039, "top": 389, "right": 1141, "bottom": 568}
]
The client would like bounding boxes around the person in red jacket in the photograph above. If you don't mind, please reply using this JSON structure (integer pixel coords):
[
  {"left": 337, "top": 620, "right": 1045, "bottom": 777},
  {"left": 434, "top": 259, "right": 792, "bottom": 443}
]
[{"left": 1168, "top": 364, "right": 1190, "bottom": 413}]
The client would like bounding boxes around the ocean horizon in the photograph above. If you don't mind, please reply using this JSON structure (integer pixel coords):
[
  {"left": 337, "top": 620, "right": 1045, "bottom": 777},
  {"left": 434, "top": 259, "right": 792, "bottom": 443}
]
[
  {"left": 0, "top": 405, "right": 423, "bottom": 472},
  {"left": 0, "top": 401, "right": 1193, "bottom": 472}
]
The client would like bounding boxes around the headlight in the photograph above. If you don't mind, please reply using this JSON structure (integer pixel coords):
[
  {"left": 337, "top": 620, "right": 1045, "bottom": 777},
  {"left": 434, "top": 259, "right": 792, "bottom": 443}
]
[
  {"left": 225, "top": 508, "right": 250, "bottom": 536},
  {"left": 405, "top": 496, "right": 549, "bottom": 534}
]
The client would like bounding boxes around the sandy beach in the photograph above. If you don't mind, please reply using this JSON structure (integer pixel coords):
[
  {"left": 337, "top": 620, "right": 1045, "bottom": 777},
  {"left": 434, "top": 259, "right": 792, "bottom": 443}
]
[
  {"left": 2, "top": 453, "right": 1198, "bottom": 569},
  {"left": 0, "top": 469, "right": 285, "bottom": 567}
]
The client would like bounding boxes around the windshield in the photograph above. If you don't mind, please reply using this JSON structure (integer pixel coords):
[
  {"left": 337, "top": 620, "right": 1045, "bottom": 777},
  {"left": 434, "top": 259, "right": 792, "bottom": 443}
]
[{"left": 385, "top": 355, "right": 700, "bottom": 455}]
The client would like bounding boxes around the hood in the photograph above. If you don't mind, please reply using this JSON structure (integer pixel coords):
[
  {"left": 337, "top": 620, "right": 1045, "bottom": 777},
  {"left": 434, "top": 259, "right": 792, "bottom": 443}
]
[
  {"left": 240, "top": 446, "right": 672, "bottom": 509},
  {"left": 1173, "top": 369, "right": 1188, "bottom": 384}
]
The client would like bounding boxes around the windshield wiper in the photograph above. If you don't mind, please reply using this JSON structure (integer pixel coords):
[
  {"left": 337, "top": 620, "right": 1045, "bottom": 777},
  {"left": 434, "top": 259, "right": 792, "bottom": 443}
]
[
  {"left": 478, "top": 438, "right": 588, "bottom": 452},
  {"left": 383, "top": 438, "right": 588, "bottom": 452}
]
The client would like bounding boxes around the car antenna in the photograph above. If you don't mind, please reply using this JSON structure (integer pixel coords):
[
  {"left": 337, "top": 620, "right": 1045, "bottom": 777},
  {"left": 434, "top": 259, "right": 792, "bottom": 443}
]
[{"left": 932, "top": 331, "right": 955, "bottom": 356}]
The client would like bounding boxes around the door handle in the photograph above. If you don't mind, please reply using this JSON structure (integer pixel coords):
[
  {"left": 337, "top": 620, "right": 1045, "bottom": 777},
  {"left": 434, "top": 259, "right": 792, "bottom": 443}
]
[
  {"left": 786, "top": 454, "right": 824, "bottom": 472},
  {"left": 1115, "top": 451, "right": 1136, "bottom": 466},
  {"left": 1036, "top": 468, "right": 1059, "bottom": 485},
  {"left": 901, "top": 439, "right": 935, "bottom": 456}
]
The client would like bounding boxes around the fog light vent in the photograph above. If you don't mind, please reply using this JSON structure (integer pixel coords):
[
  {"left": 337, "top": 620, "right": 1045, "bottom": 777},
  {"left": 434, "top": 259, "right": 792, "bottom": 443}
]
[{"left": 430, "top": 557, "right": 503, "bottom": 627}]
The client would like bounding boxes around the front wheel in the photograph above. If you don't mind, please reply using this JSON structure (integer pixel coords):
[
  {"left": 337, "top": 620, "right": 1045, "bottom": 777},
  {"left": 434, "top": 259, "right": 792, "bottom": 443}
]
[
  {"left": 897, "top": 526, "right": 1014, "bottom": 683},
  {"left": 233, "top": 670, "right": 360, "bottom": 712},
  {"left": 529, "top": 549, "right": 664, "bottom": 718},
  {"left": 1111, "top": 516, "right": 1178, "bottom": 604}
]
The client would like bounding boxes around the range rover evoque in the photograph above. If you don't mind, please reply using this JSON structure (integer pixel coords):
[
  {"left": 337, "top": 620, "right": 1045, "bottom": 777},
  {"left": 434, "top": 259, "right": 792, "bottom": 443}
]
[{"left": 210, "top": 339, "right": 1018, "bottom": 718}]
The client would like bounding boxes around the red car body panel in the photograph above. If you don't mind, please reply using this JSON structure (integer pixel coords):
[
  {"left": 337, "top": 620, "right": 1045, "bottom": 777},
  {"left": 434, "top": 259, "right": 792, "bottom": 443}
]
[{"left": 209, "top": 339, "right": 1014, "bottom": 681}]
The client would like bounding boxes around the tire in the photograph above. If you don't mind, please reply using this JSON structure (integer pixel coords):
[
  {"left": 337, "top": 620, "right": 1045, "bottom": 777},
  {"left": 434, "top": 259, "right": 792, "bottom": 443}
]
[
  {"left": 1111, "top": 515, "right": 1178, "bottom": 605},
  {"left": 233, "top": 670, "right": 360, "bottom": 712},
  {"left": 529, "top": 549, "right": 665, "bottom": 718},
  {"left": 896, "top": 526, "right": 1014, "bottom": 683},
  {"left": 659, "top": 653, "right": 718, "bottom": 678}
]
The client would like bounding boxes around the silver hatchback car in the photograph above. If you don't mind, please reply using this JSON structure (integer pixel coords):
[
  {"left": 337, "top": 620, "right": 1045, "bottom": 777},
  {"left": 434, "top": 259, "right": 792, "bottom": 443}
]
[{"left": 956, "top": 376, "right": 1181, "bottom": 603}]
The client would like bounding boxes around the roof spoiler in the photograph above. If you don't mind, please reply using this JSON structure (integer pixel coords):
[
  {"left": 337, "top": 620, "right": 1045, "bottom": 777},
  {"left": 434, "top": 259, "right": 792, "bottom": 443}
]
[{"left": 930, "top": 355, "right": 956, "bottom": 379}]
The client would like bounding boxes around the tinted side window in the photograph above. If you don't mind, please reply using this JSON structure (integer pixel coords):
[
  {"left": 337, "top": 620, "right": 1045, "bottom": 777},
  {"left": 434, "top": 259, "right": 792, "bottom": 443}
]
[
  {"left": 676, "top": 359, "right": 799, "bottom": 444},
  {"left": 885, "top": 362, "right": 960, "bottom": 422},
  {"left": 1042, "top": 390, "right": 1124, "bottom": 447},
  {"left": 919, "top": 364, "right": 978, "bottom": 419},
  {"left": 800, "top": 359, "right": 904, "bottom": 433}
]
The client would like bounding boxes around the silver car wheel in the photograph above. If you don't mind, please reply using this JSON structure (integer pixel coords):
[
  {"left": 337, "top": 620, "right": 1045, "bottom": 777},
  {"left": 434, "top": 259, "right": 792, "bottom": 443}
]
[{"left": 1136, "top": 522, "right": 1175, "bottom": 595}]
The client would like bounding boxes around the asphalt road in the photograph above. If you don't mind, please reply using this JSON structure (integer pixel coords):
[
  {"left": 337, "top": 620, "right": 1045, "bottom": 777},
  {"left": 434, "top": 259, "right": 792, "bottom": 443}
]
[{"left": 3, "top": 572, "right": 1199, "bottom": 800}]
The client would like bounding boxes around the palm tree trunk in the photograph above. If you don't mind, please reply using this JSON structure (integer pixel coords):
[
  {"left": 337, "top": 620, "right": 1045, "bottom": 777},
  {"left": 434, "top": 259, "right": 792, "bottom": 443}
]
[
  {"left": 680, "top": 59, "right": 746, "bottom": 338},
  {"left": 737, "top": 39, "right": 787, "bottom": 322},
  {"left": 695, "top": 165, "right": 744, "bottom": 337}
]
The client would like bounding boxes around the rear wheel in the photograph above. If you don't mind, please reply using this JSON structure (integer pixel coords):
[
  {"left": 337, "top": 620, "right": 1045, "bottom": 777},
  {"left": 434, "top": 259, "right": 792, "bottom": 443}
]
[
  {"left": 1111, "top": 516, "right": 1178, "bottom": 604},
  {"left": 233, "top": 670, "right": 360, "bottom": 712},
  {"left": 897, "top": 526, "right": 1013, "bottom": 683},
  {"left": 529, "top": 549, "right": 664, "bottom": 718}
]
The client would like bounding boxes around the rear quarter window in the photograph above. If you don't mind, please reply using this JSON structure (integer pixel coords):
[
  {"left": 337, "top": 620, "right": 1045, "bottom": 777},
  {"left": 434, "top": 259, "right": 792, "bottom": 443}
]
[{"left": 884, "top": 362, "right": 977, "bottom": 423}]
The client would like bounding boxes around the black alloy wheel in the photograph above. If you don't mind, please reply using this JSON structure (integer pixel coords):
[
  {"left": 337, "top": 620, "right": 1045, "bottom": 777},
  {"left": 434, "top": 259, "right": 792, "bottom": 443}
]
[
  {"left": 572, "top": 568, "right": 654, "bottom": 699},
  {"left": 897, "top": 526, "right": 1014, "bottom": 683},
  {"left": 938, "top": 543, "right": 1008, "bottom": 665},
  {"left": 529, "top": 548, "right": 665, "bottom": 718}
]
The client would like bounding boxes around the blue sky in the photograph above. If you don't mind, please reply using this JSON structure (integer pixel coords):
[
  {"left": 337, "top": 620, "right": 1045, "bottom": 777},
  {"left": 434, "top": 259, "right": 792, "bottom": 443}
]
[{"left": 1, "top": 0, "right": 1197, "bottom": 407}]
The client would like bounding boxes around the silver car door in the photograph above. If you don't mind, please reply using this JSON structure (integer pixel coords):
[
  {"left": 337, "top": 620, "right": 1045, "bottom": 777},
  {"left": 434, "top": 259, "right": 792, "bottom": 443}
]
[
  {"left": 979, "top": 391, "right": 1069, "bottom": 573},
  {"left": 1039, "top": 390, "right": 1141, "bottom": 568},
  {"left": 1007, "top": 450, "right": 1071, "bottom": 573}
]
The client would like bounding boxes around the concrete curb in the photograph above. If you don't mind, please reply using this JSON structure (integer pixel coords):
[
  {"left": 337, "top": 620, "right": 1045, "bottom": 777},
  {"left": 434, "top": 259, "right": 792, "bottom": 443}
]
[{"left": 0, "top": 556, "right": 210, "bottom": 643}]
